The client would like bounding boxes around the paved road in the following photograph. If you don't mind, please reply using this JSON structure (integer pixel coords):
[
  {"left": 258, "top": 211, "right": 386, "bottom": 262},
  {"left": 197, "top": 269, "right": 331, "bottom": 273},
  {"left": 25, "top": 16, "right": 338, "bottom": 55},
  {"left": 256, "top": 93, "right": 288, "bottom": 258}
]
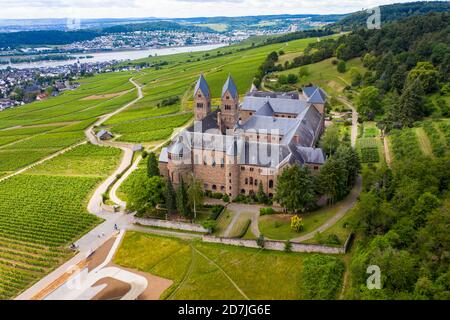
[
  {"left": 16, "top": 78, "right": 142, "bottom": 300},
  {"left": 223, "top": 203, "right": 262, "bottom": 238}
]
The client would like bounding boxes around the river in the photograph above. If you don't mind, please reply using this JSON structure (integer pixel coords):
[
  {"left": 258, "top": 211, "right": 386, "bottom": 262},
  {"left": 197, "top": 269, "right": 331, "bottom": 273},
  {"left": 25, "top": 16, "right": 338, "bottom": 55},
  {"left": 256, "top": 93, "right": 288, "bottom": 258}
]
[{"left": 0, "top": 43, "right": 227, "bottom": 70}]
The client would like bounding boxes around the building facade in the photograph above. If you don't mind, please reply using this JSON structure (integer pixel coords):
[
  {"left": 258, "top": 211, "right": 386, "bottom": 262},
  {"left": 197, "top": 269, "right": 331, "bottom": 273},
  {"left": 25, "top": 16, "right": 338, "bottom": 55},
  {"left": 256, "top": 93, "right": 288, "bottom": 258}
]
[{"left": 159, "top": 74, "right": 327, "bottom": 199}]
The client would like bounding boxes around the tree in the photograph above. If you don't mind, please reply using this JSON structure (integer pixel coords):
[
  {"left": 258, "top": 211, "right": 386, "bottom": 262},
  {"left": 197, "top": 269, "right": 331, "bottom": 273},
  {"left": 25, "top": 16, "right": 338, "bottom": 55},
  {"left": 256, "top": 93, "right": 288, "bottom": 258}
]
[
  {"left": 146, "top": 152, "right": 160, "bottom": 177},
  {"left": 165, "top": 178, "right": 177, "bottom": 214},
  {"left": 298, "top": 66, "right": 309, "bottom": 78},
  {"left": 274, "top": 165, "right": 315, "bottom": 213},
  {"left": 127, "top": 175, "right": 166, "bottom": 212},
  {"left": 357, "top": 86, "right": 382, "bottom": 119},
  {"left": 320, "top": 125, "right": 340, "bottom": 156},
  {"left": 315, "top": 157, "right": 342, "bottom": 204},
  {"left": 407, "top": 62, "right": 439, "bottom": 93},
  {"left": 337, "top": 60, "right": 347, "bottom": 73},
  {"left": 256, "top": 181, "right": 268, "bottom": 204},
  {"left": 176, "top": 178, "right": 191, "bottom": 218},
  {"left": 287, "top": 74, "right": 298, "bottom": 84},
  {"left": 350, "top": 67, "right": 362, "bottom": 86},
  {"left": 187, "top": 178, "right": 204, "bottom": 216},
  {"left": 411, "top": 192, "right": 441, "bottom": 228},
  {"left": 397, "top": 78, "right": 425, "bottom": 127}
]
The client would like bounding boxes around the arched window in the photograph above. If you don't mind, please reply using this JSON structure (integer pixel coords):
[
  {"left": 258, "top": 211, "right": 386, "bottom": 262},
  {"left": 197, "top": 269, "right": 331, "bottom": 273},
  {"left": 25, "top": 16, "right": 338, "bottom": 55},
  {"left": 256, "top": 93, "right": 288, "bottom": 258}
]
[
  {"left": 212, "top": 185, "right": 217, "bottom": 191},
  {"left": 269, "top": 180, "right": 274, "bottom": 188},
  {"left": 241, "top": 189, "right": 246, "bottom": 194}
]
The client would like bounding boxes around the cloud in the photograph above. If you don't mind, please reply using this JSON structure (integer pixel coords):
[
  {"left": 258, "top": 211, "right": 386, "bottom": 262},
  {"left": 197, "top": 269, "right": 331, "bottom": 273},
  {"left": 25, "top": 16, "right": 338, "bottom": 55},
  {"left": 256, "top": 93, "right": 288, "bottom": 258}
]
[{"left": 0, "top": 0, "right": 431, "bottom": 19}]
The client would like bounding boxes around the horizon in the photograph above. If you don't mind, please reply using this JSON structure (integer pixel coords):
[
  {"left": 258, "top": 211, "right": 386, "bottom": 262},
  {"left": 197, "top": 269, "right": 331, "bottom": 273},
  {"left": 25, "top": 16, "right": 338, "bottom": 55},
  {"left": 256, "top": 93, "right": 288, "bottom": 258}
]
[{"left": 0, "top": 0, "right": 436, "bottom": 20}]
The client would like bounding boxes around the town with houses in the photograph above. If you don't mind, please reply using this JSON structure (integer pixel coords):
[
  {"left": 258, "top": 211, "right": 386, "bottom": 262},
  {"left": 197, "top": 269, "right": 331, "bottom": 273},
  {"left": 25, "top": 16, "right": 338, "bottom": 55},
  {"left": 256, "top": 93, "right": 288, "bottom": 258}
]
[{"left": 0, "top": 60, "right": 144, "bottom": 110}]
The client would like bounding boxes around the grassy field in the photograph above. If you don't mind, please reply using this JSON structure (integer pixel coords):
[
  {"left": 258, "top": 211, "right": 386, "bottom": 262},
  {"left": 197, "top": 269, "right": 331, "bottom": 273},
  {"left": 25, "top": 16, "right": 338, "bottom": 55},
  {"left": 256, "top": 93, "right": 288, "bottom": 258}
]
[
  {"left": 272, "top": 57, "right": 366, "bottom": 97},
  {"left": 0, "top": 143, "right": 122, "bottom": 299},
  {"left": 259, "top": 205, "right": 340, "bottom": 240},
  {"left": 114, "top": 231, "right": 345, "bottom": 300}
]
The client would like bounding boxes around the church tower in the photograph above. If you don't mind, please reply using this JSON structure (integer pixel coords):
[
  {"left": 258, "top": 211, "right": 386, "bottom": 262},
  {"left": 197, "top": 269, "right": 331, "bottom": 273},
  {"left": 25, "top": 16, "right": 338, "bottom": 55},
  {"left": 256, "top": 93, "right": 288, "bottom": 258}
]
[
  {"left": 220, "top": 75, "right": 239, "bottom": 131},
  {"left": 193, "top": 74, "right": 211, "bottom": 121}
]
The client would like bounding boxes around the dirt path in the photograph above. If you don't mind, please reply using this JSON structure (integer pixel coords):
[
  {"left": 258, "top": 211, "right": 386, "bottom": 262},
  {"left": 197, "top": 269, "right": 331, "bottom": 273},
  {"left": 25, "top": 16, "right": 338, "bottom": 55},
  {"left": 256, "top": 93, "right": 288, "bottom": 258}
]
[
  {"left": 337, "top": 96, "right": 358, "bottom": 148},
  {"left": 291, "top": 176, "right": 362, "bottom": 243},
  {"left": 383, "top": 136, "right": 392, "bottom": 167},
  {"left": 0, "top": 141, "right": 87, "bottom": 184},
  {"left": 192, "top": 246, "right": 250, "bottom": 300}
]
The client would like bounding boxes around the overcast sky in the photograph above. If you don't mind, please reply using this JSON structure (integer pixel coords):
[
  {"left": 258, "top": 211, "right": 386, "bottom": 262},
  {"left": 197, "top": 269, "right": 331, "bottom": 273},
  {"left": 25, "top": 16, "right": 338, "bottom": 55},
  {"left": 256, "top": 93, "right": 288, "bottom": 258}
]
[{"left": 0, "top": 0, "right": 434, "bottom": 20}]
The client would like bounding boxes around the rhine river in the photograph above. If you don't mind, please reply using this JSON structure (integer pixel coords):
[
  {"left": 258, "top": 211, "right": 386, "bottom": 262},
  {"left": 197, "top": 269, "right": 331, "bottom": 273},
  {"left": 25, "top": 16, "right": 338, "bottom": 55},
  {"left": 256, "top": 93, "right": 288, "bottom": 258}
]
[{"left": 0, "top": 43, "right": 227, "bottom": 70}]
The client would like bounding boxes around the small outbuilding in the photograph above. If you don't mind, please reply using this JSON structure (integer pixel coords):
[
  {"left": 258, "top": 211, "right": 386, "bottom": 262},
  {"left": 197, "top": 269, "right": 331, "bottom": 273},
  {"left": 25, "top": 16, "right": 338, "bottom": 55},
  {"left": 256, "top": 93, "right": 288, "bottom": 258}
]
[{"left": 96, "top": 130, "right": 113, "bottom": 141}]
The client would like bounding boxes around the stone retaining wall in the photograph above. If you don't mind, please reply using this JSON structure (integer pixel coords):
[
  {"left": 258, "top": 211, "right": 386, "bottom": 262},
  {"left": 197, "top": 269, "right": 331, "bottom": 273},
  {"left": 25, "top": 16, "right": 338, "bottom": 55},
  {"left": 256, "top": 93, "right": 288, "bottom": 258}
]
[
  {"left": 202, "top": 236, "right": 346, "bottom": 254},
  {"left": 134, "top": 218, "right": 210, "bottom": 233}
]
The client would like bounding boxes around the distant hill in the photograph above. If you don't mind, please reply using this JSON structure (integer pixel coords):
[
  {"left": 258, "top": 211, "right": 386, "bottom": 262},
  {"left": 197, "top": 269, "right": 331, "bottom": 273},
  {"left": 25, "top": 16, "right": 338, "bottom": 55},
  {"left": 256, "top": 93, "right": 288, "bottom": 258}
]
[
  {"left": 330, "top": 1, "right": 450, "bottom": 30},
  {"left": 102, "top": 21, "right": 214, "bottom": 34},
  {"left": 0, "top": 21, "right": 212, "bottom": 49}
]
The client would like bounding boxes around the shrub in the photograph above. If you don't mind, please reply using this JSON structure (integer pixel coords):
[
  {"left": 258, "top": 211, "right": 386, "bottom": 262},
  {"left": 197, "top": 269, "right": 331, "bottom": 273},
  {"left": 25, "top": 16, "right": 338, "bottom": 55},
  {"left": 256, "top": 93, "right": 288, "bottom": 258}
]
[
  {"left": 300, "top": 255, "right": 345, "bottom": 299},
  {"left": 260, "top": 207, "right": 276, "bottom": 216},
  {"left": 210, "top": 192, "right": 224, "bottom": 199},
  {"left": 291, "top": 215, "right": 304, "bottom": 232},
  {"left": 284, "top": 240, "right": 292, "bottom": 253},
  {"left": 210, "top": 205, "right": 225, "bottom": 220},
  {"left": 202, "top": 220, "right": 217, "bottom": 233},
  {"left": 222, "top": 194, "right": 230, "bottom": 203},
  {"left": 257, "top": 234, "right": 265, "bottom": 248}
]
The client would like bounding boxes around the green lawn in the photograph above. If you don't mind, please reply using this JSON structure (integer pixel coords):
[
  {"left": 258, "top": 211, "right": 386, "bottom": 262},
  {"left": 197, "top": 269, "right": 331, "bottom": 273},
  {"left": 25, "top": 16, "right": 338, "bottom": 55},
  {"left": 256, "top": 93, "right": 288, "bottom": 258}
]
[
  {"left": 273, "top": 57, "right": 366, "bottom": 97},
  {"left": 303, "top": 207, "right": 357, "bottom": 246},
  {"left": 214, "top": 209, "right": 235, "bottom": 236},
  {"left": 259, "top": 205, "right": 340, "bottom": 240},
  {"left": 113, "top": 231, "right": 345, "bottom": 300}
]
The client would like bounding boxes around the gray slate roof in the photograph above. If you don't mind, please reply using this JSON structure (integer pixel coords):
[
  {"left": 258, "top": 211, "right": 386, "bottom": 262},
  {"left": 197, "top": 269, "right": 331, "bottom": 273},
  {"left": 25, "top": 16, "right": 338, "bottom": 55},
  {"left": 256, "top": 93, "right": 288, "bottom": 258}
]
[
  {"left": 159, "top": 147, "right": 169, "bottom": 162},
  {"left": 96, "top": 130, "right": 112, "bottom": 139},
  {"left": 222, "top": 75, "right": 238, "bottom": 99},
  {"left": 240, "top": 115, "right": 298, "bottom": 136},
  {"left": 241, "top": 95, "right": 308, "bottom": 115},
  {"left": 193, "top": 74, "right": 210, "bottom": 99},
  {"left": 303, "top": 86, "right": 327, "bottom": 104}
]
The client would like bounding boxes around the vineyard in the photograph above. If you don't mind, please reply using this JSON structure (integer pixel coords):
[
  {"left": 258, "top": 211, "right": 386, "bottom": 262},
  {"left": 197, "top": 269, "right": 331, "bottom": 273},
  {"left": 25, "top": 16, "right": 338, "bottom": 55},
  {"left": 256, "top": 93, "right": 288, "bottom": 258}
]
[
  {"left": 0, "top": 143, "right": 122, "bottom": 299},
  {"left": 437, "top": 122, "right": 450, "bottom": 147},
  {"left": 28, "top": 143, "right": 122, "bottom": 177},
  {"left": 390, "top": 129, "right": 423, "bottom": 161},
  {"left": 0, "top": 175, "right": 101, "bottom": 299},
  {"left": 357, "top": 138, "right": 380, "bottom": 163},
  {"left": 110, "top": 112, "right": 193, "bottom": 142},
  {"left": 420, "top": 122, "right": 447, "bottom": 157}
]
